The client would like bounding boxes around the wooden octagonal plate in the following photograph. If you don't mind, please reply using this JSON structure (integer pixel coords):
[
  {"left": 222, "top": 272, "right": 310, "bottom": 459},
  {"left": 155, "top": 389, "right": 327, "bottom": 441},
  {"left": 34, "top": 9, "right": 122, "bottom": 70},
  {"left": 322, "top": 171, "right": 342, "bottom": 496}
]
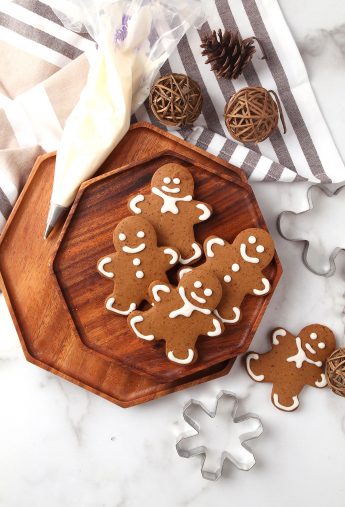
[
  {"left": 0, "top": 123, "right": 250, "bottom": 407},
  {"left": 52, "top": 147, "right": 282, "bottom": 383}
]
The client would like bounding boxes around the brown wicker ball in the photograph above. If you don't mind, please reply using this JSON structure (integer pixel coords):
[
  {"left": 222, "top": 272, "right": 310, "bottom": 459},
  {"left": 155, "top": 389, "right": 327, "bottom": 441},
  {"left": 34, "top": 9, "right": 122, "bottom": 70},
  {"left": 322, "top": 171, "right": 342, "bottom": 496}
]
[
  {"left": 149, "top": 73, "right": 203, "bottom": 127},
  {"left": 326, "top": 348, "right": 345, "bottom": 397},
  {"left": 224, "top": 86, "right": 286, "bottom": 143}
]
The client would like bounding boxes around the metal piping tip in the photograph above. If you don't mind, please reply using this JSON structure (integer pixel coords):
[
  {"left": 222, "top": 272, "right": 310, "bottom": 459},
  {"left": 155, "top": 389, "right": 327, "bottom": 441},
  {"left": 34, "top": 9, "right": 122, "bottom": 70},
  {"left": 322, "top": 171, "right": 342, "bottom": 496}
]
[{"left": 44, "top": 203, "right": 68, "bottom": 239}]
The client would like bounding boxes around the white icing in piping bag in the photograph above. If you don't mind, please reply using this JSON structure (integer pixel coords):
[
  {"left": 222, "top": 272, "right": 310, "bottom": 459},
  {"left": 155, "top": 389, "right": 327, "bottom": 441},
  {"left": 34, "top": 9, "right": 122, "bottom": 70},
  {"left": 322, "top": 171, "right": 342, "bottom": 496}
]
[{"left": 44, "top": 0, "right": 205, "bottom": 238}]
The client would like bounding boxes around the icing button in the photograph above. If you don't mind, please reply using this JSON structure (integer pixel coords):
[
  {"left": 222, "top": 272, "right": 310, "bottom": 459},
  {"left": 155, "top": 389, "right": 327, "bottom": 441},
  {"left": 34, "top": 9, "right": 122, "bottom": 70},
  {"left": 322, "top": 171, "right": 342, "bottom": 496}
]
[
  {"left": 133, "top": 258, "right": 141, "bottom": 266},
  {"left": 136, "top": 270, "right": 144, "bottom": 279},
  {"left": 231, "top": 263, "right": 240, "bottom": 272},
  {"left": 224, "top": 275, "right": 231, "bottom": 283}
]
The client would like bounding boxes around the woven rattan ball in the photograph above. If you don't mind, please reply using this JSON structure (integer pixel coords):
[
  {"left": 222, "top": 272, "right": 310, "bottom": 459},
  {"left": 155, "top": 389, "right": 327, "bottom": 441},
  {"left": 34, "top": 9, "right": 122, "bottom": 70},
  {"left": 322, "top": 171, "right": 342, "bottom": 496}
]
[
  {"left": 224, "top": 86, "right": 285, "bottom": 143},
  {"left": 326, "top": 348, "right": 345, "bottom": 397},
  {"left": 149, "top": 73, "right": 203, "bottom": 127}
]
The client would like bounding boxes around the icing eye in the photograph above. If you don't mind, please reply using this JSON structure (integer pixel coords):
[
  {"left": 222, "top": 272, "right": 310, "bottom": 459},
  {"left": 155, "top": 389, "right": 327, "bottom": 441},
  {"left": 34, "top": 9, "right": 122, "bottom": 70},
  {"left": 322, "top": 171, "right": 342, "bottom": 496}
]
[
  {"left": 204, "top": 288, "right": 212, "bottom": 296},
  {"left": 163, "top": 177, "right": 171, "bottom": 184},
  {"left": 248, "top": 236, "right": 256, "bottom": 244},
  {"left": 194, "top": 281, "right": 202, "bottom": 289},
  {"left": 231, "top": 263, "right": 240, "bottom": 272},
  {"left": 310, "top": 333, "right": 317, "bottom": 340},
  {"left": 137, "top": 231, "right": 145, "bottom": 238},
  {"left": 119, "top": 233, "right": 126, "bottom": 241},
  {"left": 318, "top": 342, "right": 325, "bottom": 349},
  {"left": 256, "top": 245, "right": 264, "bottom": 253},
  {"left": 224, "top": 275, "right": 231, "bottom": 283},
  {"left": 173, "top": 177, "right": 180, "bottom": 184}
]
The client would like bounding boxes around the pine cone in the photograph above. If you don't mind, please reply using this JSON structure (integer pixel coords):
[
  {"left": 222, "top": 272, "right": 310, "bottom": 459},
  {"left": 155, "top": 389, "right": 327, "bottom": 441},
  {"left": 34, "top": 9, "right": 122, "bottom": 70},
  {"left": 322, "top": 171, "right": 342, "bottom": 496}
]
[{"left": 201, "top": 29, "right": 257, "bottom": 80}]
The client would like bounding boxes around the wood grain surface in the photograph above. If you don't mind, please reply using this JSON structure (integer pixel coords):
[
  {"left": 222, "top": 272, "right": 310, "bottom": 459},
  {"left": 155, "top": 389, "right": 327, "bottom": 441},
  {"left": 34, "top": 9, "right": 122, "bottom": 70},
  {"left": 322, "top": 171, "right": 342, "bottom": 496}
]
[
  {"left": 53, "top": 149, "right": 281, "bottom": 383},
  {"left": 0, "top": 123, "right": 281, "bottom": 406}
]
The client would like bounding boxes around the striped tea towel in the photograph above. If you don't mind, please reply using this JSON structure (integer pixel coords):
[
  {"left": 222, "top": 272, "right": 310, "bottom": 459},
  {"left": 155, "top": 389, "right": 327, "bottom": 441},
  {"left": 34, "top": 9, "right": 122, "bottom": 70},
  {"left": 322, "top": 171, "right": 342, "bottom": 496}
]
[{"left": 0, "top": 0, "right": 344, "bottom": 232}]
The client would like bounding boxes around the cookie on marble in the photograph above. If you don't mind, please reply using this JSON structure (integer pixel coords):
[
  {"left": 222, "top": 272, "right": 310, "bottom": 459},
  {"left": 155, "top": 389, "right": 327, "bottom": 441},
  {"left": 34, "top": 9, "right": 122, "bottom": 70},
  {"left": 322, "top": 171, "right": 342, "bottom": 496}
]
[
  {"left": 128, "top": 269, "right": 224, "bottom": 365},
  {"left": 246, "top": 324, "right": 336, "bottom": 411},
  {"left": 128, "top": 163, "right": 212, "bottom": 264},
  {"left": 97, "top": 216, "right": 179, "bottom": 316}
]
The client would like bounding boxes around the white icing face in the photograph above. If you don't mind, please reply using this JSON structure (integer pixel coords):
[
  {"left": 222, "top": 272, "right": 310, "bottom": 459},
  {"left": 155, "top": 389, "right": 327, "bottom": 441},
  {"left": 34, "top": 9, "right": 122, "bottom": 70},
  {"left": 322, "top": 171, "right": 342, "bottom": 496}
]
[
  {"left": 236, "top": 229, "right": 274, "bottom": 268},
  {"left": 295, "top": 326, "right": 335, "bottom": 365},
  {"left": 151, "top": 164, "right": 195, "bottom": 198},
  {"left": 181, "top": 271, "right": 222, "bottom": 312},
  {"left": 114, "top": 217, "right": 156, "bottom": 255},
  {"left": 161, "top": 176, "right": 181, "bottom": 194}
]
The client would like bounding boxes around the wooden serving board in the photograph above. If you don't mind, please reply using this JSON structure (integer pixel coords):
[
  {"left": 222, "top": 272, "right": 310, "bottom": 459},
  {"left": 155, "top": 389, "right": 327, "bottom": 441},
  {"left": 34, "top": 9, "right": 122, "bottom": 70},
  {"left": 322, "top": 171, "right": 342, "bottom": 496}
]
[
  {"left": 0, "top": 122, "right": 257, "bottom": 407},
  {"left": 52, "top": 149, "right": 281, "bottom": 383}
]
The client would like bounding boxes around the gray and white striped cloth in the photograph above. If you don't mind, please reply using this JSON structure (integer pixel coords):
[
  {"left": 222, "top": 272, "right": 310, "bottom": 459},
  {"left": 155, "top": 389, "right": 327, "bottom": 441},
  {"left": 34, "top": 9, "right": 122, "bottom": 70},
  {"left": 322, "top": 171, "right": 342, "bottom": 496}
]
[{"left": 0, "top": 0, "right": 344, "bottom": 232}]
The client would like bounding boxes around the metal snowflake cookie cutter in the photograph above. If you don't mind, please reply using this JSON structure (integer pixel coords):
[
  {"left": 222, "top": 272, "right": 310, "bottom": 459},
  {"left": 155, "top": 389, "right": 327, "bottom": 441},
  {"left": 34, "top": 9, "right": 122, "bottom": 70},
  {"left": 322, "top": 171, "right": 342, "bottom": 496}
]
[
  {"left": 277, "top": 185, "right": 345, "bottom": 277},
  {"left": 176, "top": 391, "right": 263, "bottom": 481}
]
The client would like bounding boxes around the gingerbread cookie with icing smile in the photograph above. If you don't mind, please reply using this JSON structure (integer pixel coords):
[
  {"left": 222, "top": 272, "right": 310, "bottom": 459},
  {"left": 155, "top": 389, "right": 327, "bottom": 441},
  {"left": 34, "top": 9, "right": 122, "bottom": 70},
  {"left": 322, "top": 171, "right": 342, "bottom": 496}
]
[
  {"left": 201, "top": 228, "right": 275, "bottom": 324},
  {"left": 246, "top": 324, "right": 336, "bottom": 411},
  {"left": 97, "top": 216, "right": 179, "bottom": 316},
  {"left": 128, "top": 164, "right": 212, "bottom": 264},
  {"left": 128, "top": 269, "right": 224, "bottom": 365}
]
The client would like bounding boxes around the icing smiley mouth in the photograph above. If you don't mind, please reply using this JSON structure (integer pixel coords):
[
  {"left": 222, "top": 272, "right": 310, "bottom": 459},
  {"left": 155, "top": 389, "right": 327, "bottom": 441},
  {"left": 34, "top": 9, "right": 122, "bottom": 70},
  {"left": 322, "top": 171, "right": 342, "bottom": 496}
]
[
  {"left": 191, "top": 291, "right": 206, "bottom": 304},
  {"left": 240, "top": 243, "right": 259, "bottom": 264},
  {"left": 305, "top": 343, "right": 317, "bottom": 355},
  {"left": 161, "top": 185, "right": 181, "bottom": 194},
  {"left": 122, "top": 243, "right": 146, "bottom": 254}
]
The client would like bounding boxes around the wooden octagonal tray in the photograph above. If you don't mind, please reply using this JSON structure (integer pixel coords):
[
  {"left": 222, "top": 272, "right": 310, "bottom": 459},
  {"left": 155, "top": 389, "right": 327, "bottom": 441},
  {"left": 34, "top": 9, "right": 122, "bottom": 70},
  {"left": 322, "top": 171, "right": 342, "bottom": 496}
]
[
  {"left": 52, "top": 149, "right": 281, "bottom": 383},
  {"left": 0, "top": 123, "right": 256, "bottom": 407}
]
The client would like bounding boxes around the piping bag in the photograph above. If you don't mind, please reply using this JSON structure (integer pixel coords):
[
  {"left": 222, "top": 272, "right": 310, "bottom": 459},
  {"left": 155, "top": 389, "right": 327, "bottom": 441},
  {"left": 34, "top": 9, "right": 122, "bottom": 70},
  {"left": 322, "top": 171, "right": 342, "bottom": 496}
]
[{"left": 44, "top": 0, "right": 205, "bottom": 238}]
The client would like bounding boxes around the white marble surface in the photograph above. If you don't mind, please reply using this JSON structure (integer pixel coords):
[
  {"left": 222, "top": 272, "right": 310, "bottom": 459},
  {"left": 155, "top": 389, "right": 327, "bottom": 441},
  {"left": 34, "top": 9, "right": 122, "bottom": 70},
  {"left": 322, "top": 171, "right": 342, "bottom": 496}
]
[{"left": 1, "top": 1, "right": 345, "bottom": 506}]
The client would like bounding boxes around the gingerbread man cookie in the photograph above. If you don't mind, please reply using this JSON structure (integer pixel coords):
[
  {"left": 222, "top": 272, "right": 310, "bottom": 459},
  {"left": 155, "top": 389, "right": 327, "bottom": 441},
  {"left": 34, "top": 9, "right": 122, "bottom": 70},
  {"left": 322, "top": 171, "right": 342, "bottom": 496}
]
[
  {"left": 97, "top": 216, "right": 179, "bottom": 316},
  {"left": 128, "top": 269, "right": 224, "bottom": 365},
  {"left": 128, "top": 164, "right": 212, "bottom": 264},
  {"left": 246, "top": 325, "right": 336, "bottom": 411},
  {"left": 201, "top": 228, "right": 275, "bottom": 324}
]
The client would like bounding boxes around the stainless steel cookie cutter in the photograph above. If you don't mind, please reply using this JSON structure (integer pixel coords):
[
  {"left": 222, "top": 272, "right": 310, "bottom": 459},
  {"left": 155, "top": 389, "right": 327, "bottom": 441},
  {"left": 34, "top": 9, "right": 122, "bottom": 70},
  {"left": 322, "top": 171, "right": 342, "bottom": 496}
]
[
  {"left": 176, "top": 390, "right": 263, "bottom": 481},
  {"left": 277, "top": 184, "right": 345, "bottom": 277}
]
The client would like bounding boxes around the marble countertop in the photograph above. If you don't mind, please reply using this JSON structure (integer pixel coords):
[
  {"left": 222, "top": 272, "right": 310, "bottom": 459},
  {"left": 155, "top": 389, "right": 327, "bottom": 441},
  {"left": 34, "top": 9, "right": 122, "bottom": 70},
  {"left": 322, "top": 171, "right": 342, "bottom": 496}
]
[{"left": 1, "top": 1, "right": 345, "bottom": 506}]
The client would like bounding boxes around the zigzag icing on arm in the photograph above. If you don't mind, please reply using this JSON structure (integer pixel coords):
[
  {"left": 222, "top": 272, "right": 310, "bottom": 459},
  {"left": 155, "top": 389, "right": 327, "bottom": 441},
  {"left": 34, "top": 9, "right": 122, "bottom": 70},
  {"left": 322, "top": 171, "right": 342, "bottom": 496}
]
[
  {"left": 207, "top": 318, "right": 222, "bottom": 336},
  {"left": 164, "top": 248, "right": 179, "bottom": 265},
  {"left": 151, "top": 284, "right": 170, "bottom": 302},
  {"left": 253, "top": 278, "right": 270, "bottom": 295},
  {"left": 196, "top": 203, "right": 211, "bottom": 221},
  {"left": 129, "top": 194, "right": 144, "bottom": 214},
  {"left": 97, "top": 257, "right": 114, "bottom": 278},
  {"left": 206, "top": 237, "right": 225, "bottom": 258},
  {"left": 272, "top": 328, "right": 287, "bottom": 345},
  {"left": 315, "top": 373, "right": 327, "bottom": 387}
]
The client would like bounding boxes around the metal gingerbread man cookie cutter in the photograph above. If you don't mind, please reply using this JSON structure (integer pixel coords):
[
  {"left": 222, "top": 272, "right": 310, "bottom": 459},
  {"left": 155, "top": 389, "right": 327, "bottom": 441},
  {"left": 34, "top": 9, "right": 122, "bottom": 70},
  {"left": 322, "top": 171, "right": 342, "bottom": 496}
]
[
  {"left": 176, "top": 391, "right": 263, "bottom": 481},
  {"left": 277, "top": 184, "right": 345, "bottom": 277}
]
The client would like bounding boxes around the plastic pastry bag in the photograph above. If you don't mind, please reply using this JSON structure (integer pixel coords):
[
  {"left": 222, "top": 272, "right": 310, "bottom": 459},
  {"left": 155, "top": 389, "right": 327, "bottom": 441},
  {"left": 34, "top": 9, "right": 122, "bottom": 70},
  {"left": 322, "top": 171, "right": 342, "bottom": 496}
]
[{"left": 47, "top": 0, "right": 205, "bottom": 208}]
